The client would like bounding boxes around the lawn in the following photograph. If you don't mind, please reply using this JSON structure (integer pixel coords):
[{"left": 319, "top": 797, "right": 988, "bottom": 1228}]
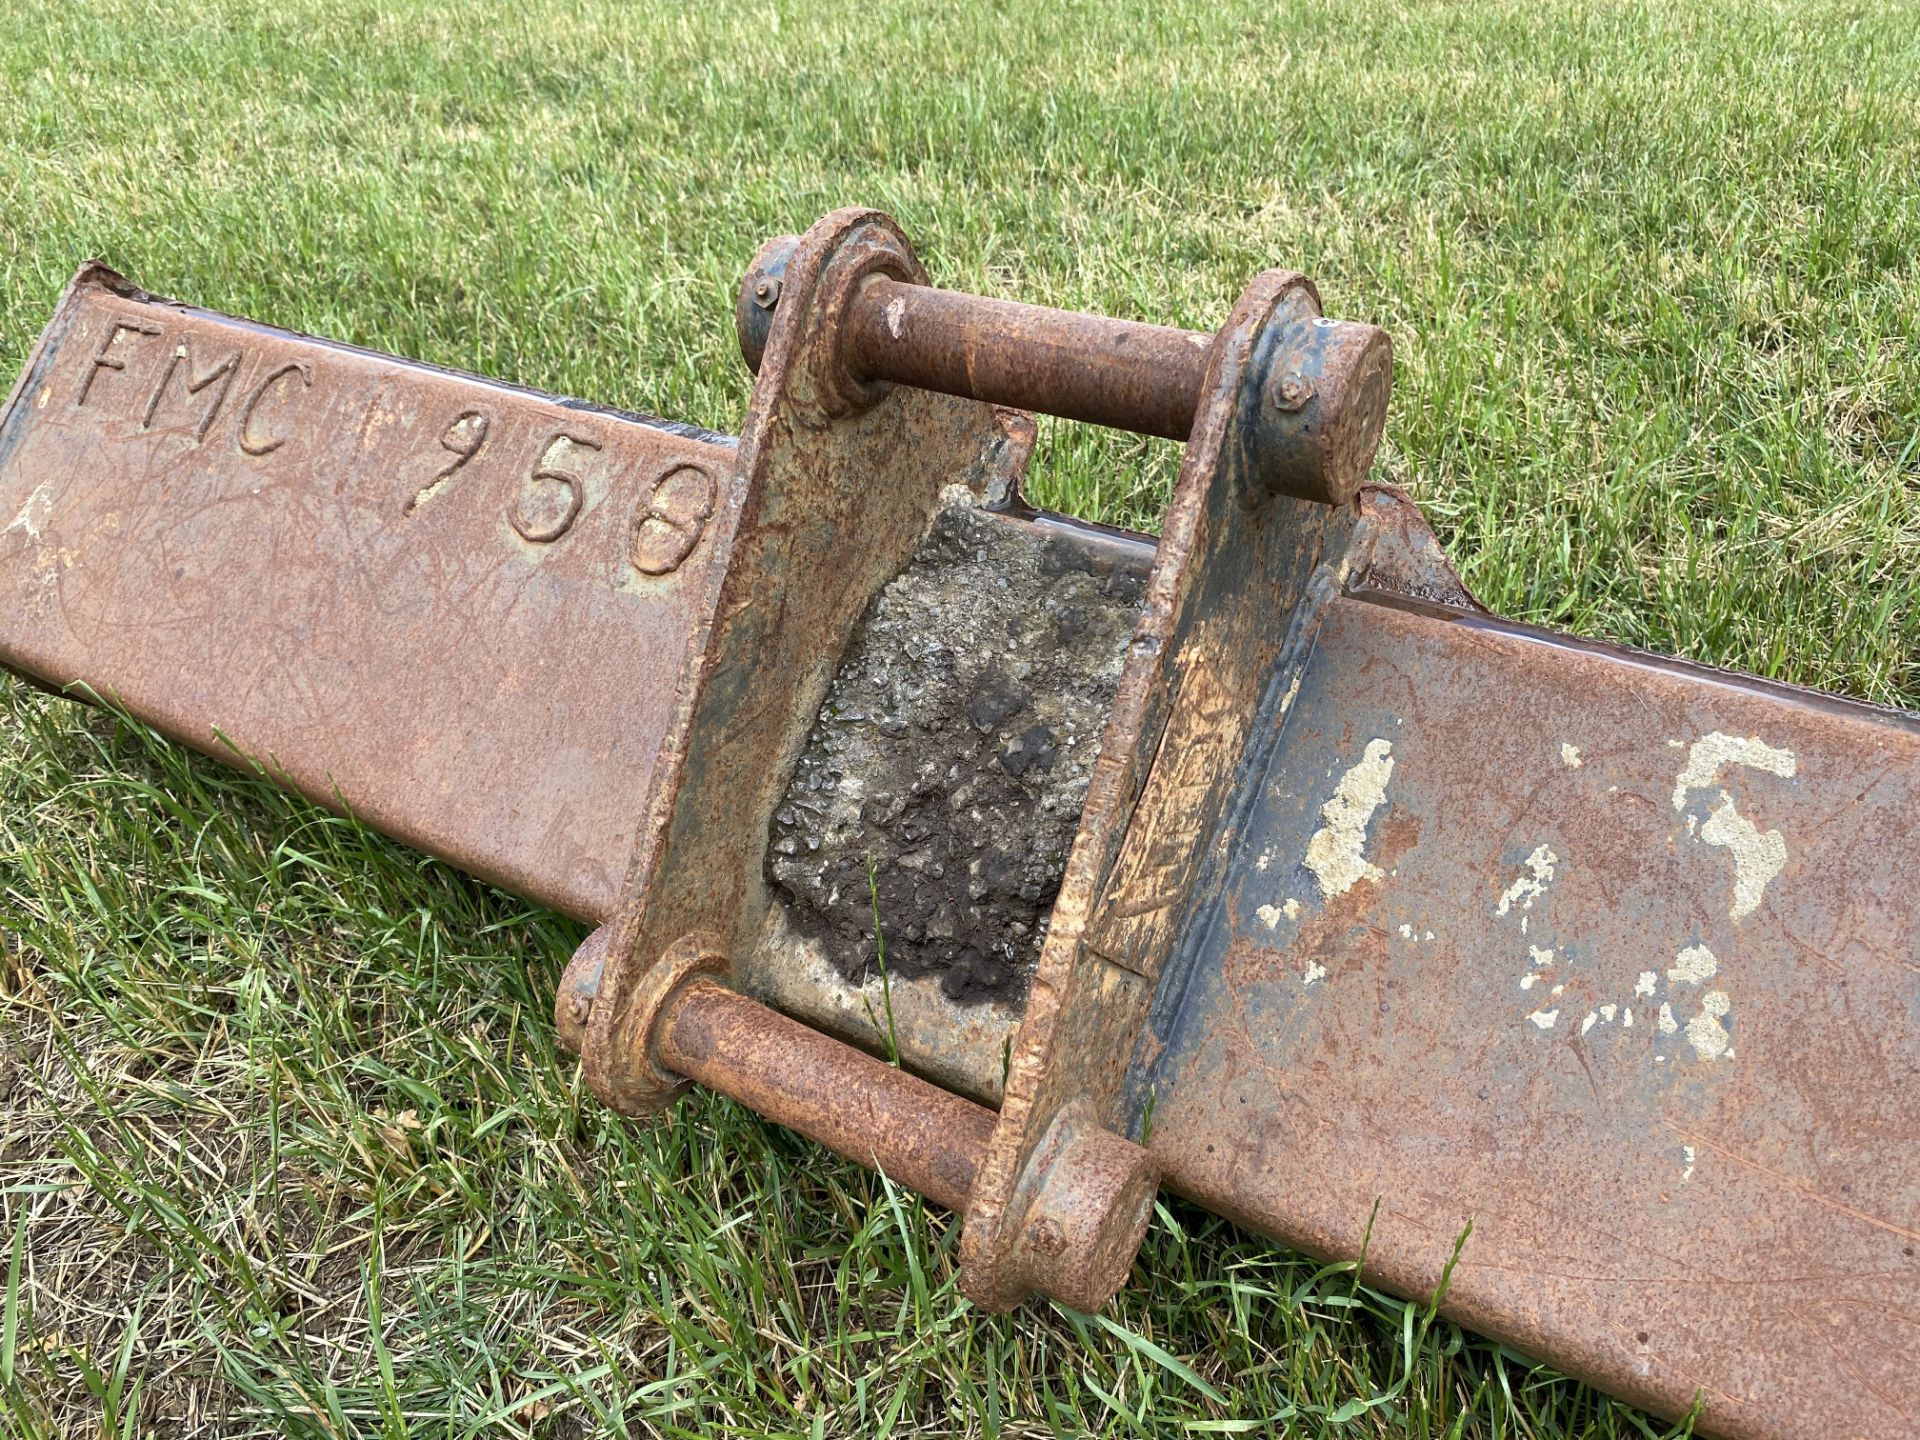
[{"left": 0, "top": 0, "right": 1915, "bottom": 1434}]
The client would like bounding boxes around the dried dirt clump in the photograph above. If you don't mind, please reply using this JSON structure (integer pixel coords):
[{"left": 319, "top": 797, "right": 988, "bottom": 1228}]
[{"left": 768, "top": 488, "right": 1149, "bottom": 1005}]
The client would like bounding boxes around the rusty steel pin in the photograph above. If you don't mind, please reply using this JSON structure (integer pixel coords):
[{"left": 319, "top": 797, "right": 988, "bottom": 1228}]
[
  {"left": 558, "top": 925, "right": 1156, "bottom": 1311},
  {"left": 773, "top": 271, "right": 1387, "bottom": 507},
  {"left": 737, "top": 240, "right": 1389, "bottom": 505}
]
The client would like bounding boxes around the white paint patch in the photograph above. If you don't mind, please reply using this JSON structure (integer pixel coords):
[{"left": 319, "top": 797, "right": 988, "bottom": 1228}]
[
  {"left": 1599, "top": 1003, "right": 1617, "bottom": 1023},
  {"left": 1671, "top": 732, "right": 1797, "bottom": 811},
  {"left": 3, "top": 483, "right": 52, "bottom": 542},
  {"left": 1517, "top": 943, "right": 1556, "bottom": 990},
  {"left": 1686, "top": 991, "right": 1733, "bottom": 1060},
  {"left": 1398, "top": 923, "right": 1413, "bottom": 940},
  {"left": 1559, "top": 743, "right": 1582, "bottom": 768},
  {"left": 1256, "top": 899, "right": 1302, "bottom": 927},
  {"left": 1667, "top": 943, "right": 1719, "bottom": 988},
  {"left": 1424, "top": 930, "right": 1435, "bottom": 941},
  {"left": 885, "top": 295, "right": 906, "bottom": 338},
  {"left": 1302, "top": 961, "right": 1327, "bottom": 985},
  {"left": 1302, "top": 739, "right": 1394, "bottom": 898},
  {"left": 1623, "top": 1007, "right": 1633, "bottom": 1027},
  {"left": 1657, "top": 1003, "right": 1678, "bottom": 1035},
  {"left": 1698, "top": 795, "right": 1787, "bottom": 919},
  {"left": 1278, "top": 673, "right": 1302, "bottom": 716},
  {"left": 1527, "top": 1008, "right": 1560, "bottom": 1029},
  {"left": 1635, "top": 971, "right": 1658, "bottom": 998},
  {"left": 1496, "top": 845, "right": 1558, "bottom": 916},
  {"left": 1682, "top": 1145, "right": 1696, "bottom": 1182},
  {"left": 1581, "top": 1011, "right": 1598, "bottom": 1035}
]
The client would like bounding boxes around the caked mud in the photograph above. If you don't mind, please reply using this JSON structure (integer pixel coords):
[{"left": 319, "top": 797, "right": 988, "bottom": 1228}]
[{"left": 768, "top": 488, "right": 1149, "bottom": 1005}]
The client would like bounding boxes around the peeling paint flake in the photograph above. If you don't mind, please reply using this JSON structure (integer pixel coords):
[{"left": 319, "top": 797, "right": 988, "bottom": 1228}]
[
  {"left": 3, "top": 483, "right": 52, "bottom": 542},
  {"left": 1671, "top": 732, "right": 1797, "bottom": 811},
  {"left": 1686, "top": 991, "right": 1733, "bottom": 1060},
  {"left": 1527, "top": 1008, "right": 1560, "bottom": 1030},
  {"left": 1278, "top": 672, "right": 1302, "bottom": 717},
  {"left": 1516, "top": 945, "right": 1556, "bottom": 992},
  {"left": 1698, "top": 794, "right": 1787, "bottom": 919},
  {"left": 1667, "top": 944, "right": 1719, "bottom": 987},
  {"left": 1258, "top": 898, "right": 1302, "bottom": 929},
  {"left": 1496, "top": 845, "right": 1558, "bottom": 916},
  {"left": 1302, "top": 960, "right": 1327, "bottom": 986},
  {"left": 1303, "top": 739, "right": 1394, "bottom": 899},
  {"left": 1559, "top": 742, "right": 1582, "bottom": 768},
  {"left": 1671, "top": 734, "right": 1796, "bottom": 921}
]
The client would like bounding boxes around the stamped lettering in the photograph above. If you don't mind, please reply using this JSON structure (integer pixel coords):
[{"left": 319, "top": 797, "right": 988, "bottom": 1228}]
[
  {"left": 60, "top": 303, "right": 718, "bottom": 580},
  {"left": 75, "top": 319, "right": 161, "bottom": 406},
  {"left": 141, "top": 337, "right": 242, "bottom": 442},
  {"left": 406, "top": 408, "right": 491, "bottom": 515},
  {"left": 237, "top": 360, "right": 315, "bottom": 456},
  {"left": 509, "top": 430, "right": 601, "bottom": 543},
  {"left": 631, "top": 462, "right": 717, "bottom": 576}
]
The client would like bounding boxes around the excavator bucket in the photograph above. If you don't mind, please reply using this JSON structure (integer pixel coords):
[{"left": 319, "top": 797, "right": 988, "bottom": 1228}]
[{"left": 1, "top": 209, "right": 1913, "bottom": 1440}]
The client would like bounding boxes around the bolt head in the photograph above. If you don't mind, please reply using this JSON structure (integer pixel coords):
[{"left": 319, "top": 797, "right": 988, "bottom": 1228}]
[
  {"left": 1271, "top": 373, "right": 1314, "bottom": 412},
  {"left": 1006, "top": 1106, "right": 1158, "bottom": 1312},
  {"left": 556, "top": 924, "right": 612, "bottom": 1056},
  {"left": 1025, "top": 1216, "right": 1067, "bottom": 1256}
]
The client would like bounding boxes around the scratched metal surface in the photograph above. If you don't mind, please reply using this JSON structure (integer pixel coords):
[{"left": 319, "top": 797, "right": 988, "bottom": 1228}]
[
  {"left": 0, "top": 267, "right": 734, "bottom": 923},
  {"left": 1131, "top": 589, "right": 1920, "bottom": 1440}
]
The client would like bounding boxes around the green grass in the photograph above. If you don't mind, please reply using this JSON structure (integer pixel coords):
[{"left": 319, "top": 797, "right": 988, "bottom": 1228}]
[{"left": 1, "top": 0, "right": 1915, "bottom": 1433}]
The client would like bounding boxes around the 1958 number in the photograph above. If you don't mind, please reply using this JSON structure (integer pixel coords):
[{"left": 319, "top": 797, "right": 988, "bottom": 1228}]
[{"left": 71, "top": 314, "right": 718, "bottom": 579}]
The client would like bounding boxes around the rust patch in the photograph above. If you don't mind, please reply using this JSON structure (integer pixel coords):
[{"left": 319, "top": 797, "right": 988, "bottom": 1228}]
[
  {"left": 1137, "top": 591, "right": 1920, "bottom": 1440},
  {"left": 0, "top": 265, "right": 732, "bottom": 923}
]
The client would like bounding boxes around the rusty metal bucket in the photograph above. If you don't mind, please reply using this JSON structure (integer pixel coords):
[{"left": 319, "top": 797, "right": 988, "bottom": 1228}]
[{"left": 1, "top": 210, "right": 1912, "bottom": 1440}]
